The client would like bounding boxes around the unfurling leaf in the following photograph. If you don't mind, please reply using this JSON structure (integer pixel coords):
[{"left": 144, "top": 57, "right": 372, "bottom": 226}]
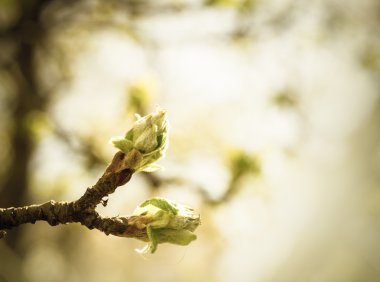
[
  {"left": 126, "top": 197, "right": 200, "bottom": 253},
  {"left": 110, "top": 108, "right": 168, "bottom": 172}
]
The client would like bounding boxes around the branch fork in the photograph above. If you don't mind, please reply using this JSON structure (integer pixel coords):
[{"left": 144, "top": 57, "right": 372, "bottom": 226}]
[
  {"left": 0, "top": 152, "right": 140, "bottom": 238},
  {"left": 0, "top": 109, "right": 200, "bottom": 253}
]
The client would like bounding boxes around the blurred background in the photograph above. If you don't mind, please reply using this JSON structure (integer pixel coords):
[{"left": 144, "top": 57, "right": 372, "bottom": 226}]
[{"left": 0, "top": 0, "right": 380, "bottom": 281}]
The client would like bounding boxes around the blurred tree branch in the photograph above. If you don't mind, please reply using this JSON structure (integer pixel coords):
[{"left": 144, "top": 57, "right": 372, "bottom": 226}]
[
  {"left": 0, "top": 0, "right": 53, "bottom": 253},
  {"left": 141, "top": 151, "right": 261, "bottom": 206}
]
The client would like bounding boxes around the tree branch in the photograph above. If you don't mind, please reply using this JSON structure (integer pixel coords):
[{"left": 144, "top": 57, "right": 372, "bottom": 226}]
[
  {"left": 0, "top": 150, "right": 144, "bottom": 239},
  {"left": 0, "top": 109, "right": 200, "bottom": 255}
]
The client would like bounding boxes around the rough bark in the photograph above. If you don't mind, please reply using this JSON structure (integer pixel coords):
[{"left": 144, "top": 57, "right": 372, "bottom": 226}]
[{"left": 0, "top": 151, "right": 147, "bottom": 239}]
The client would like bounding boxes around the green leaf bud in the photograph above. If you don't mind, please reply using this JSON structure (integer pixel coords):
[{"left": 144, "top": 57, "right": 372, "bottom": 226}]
[
  {"left": 110, "top": 108, "right": 168, "bottom": 172},
  {"left": 127, "top": 197, "right": 200, "bottom": 253}
]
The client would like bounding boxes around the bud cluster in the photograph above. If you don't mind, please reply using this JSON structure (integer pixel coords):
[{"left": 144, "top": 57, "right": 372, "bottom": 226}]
[{"left": 111, "top": 109, "right": 168, "bottom": 172}]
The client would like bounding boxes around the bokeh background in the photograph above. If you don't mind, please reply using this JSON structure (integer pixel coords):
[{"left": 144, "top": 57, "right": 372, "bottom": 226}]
[{"left": 1, "top": 0, "right": 380, "bottom": 281}]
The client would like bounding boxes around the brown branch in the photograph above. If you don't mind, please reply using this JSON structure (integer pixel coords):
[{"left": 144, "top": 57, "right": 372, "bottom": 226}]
[{"left": 0, "top": 151, "right": 146, "bottom": 240}]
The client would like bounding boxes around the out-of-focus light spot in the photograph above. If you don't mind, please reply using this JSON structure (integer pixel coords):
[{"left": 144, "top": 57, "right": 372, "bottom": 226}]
[
  {"left": 53, "top": 31, "right": 150, "bottom": 138},
  {"left": 184, "top": 154, "right": 230, "bottom": 200}
]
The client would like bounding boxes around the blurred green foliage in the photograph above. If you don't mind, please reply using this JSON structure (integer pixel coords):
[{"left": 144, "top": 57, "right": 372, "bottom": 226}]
[
  {"left": 229, "top": 150, "right": 260, "bottom": 179},
  {"left": 361, "top": 48, "right": 380, "bottom": 72},
  {"left": 206, "top": 0, "right": 256, "bottom": 11},
  {"left": 127, "top": 81, "right": 152, "bottom": 115},
  {"left": 271, "top": 89, "right": 298, "bottom": 108}
]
